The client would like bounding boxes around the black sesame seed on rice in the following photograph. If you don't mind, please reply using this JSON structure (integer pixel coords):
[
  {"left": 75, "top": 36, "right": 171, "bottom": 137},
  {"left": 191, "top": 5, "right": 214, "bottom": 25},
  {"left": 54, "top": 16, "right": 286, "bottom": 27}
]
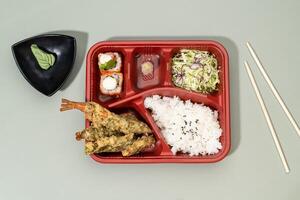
[{"left": 144, "top": 95, "right": 222, "bottom": 157}]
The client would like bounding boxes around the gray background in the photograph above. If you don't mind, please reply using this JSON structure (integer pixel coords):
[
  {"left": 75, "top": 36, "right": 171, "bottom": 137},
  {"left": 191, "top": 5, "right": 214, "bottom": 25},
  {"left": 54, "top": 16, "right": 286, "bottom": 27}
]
[{"left": 1, "top": 0, "right": 299, "bottom": 199}]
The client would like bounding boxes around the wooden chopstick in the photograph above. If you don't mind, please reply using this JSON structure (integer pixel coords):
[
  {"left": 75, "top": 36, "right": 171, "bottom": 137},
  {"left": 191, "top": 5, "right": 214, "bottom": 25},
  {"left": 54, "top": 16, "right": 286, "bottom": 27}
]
[
  {"left": 244, "top": 61, "right": 290, "bottom": 173},
  {"left": 246, "top": 42, "right": 300, "bottom": 137}
]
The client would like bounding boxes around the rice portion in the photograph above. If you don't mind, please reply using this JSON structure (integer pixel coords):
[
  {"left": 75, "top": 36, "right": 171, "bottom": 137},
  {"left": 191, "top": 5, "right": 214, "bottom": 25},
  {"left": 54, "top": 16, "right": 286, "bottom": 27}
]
[{"left": 144, "top": 95, "right": 222, "bottom": 156}]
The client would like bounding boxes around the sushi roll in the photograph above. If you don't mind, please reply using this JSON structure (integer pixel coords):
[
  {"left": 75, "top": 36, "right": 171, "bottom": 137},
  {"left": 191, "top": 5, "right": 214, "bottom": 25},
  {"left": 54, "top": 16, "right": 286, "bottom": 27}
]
[
  {"left": 98, "top": 52, "right": 122, "bottom": 73},
  {"left": 100, "top": 72, "right": 123, "bottom": 96}
]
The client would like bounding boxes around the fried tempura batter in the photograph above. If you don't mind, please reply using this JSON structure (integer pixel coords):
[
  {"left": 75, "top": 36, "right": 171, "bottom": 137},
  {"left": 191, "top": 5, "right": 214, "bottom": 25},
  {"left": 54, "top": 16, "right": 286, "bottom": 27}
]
[
  {"left": 85, "top": 133, "right": 135, "bottom": 155},
  {"left": 122, "top": 135, "right": 155, "bottom": 156},
  {"left": 60, "top": 99, "right": 155, "bottom": 156},
  {"left": 61, "top": 99, "right": 151, "bottom": 134},
  {"left": 75, "top": 126, "right": 119, "bottom": 141}
]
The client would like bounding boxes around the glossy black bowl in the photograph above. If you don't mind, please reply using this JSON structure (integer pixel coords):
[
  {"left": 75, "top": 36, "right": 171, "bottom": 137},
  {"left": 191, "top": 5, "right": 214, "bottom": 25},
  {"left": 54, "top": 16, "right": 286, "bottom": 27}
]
[{"left": 12, "top": 34, "right": 76, "bottom": 96}]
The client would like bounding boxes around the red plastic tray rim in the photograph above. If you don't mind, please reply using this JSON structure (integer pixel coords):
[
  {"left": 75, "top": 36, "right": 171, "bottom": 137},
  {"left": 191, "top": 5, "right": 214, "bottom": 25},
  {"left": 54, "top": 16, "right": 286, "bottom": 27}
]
[{"left": 86, "top": 40, "right": 230, "bottom": 164}]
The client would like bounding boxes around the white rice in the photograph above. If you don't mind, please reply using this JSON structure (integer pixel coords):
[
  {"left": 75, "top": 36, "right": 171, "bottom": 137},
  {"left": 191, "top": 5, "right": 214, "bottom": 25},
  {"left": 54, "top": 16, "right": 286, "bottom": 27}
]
[{"left": 144, "top": 95, "right": 222, "bottom": 156}]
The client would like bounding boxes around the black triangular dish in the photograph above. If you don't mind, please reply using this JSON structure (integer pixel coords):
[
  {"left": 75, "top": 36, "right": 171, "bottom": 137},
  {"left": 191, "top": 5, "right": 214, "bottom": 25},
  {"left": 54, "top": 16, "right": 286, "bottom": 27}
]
[{"left": 12, "top": 34, "right": 76, "bottom": 96}]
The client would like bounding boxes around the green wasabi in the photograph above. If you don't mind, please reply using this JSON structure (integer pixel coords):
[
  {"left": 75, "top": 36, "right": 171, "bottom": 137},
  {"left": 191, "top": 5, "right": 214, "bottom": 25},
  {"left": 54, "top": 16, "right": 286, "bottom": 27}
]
[{"left": 31, "top": 44, "right": 55, "bottom": 70}]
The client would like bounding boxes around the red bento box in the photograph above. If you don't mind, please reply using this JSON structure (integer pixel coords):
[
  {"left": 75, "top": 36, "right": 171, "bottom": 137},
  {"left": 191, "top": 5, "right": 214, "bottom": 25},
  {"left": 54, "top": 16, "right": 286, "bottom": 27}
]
[{"left": 86, "top": 40, "right": 230, "bottom": 163}]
